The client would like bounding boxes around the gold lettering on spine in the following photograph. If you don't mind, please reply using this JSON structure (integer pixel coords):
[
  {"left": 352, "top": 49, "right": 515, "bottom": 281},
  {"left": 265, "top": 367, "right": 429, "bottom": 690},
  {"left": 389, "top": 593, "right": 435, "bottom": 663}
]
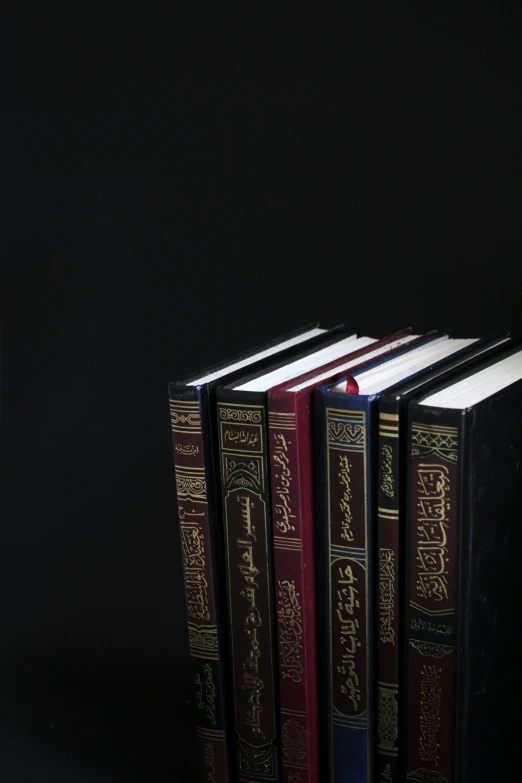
[
  {"left": 195, "top": 672, "right": 204, "bottom": 710},
  {"left": 419, "top": 664, "right": 442, "bottom": 766},
  {"left": 338, "top": 454, "right": 354, "bottom": 542},
  {"left": 271, "top": 432, "right": 296, "bottom": 533},
  {"left": 336, "top": 563, "right": 362, "bottom": 710},
  {"left": 410, "top": 618, "right": 453, "bottom": 637},
  {"left": 327, "top": 406, "right": 368, "bottom": 751},
  {"left": 407, "top": 422, "right": 458, "bottom": 783},
  {"left": 224, "top": 428, "right": 260, "bottom": 447},
  {"left": 179, "top": 507, "right": 211, "bottom": 621},
  {"left": 174, "top": 442, "right": 199, "bottom": 456},
  {"left": 277, "top": 579, "right": 304, "bottom": 682},
  {"left": 171, "top": 397, "right": 227, "bottom": 777},
  {"left": 204, "top": 742, "right": 217, "bottom": 783},
  {"left": 379, "top": 548, "right": 395, "bottom": 645},
  {"left": 415, "top": 465, "right": 450, "bottom": 603},
  {"left": 203, "top": 663, "right": 217, "bottom": 725},
  {"left": 236, "top": 493, "right": 266, "bottom": 739},
  {"left": 221, "top": 402, "right": 277, "bottom": 779},
  {"left": 195, "top": 665, "right": 217, "bottom": 724},
  {"left": 380, "top": 444, "right": 394, "bottom": 498}
]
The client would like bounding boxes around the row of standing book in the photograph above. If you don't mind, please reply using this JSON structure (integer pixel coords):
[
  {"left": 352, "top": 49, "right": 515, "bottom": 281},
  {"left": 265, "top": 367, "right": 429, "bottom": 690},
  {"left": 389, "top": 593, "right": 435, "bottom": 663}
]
[{"left": 168, "top": 324, "right": 521, "bottom": 783}]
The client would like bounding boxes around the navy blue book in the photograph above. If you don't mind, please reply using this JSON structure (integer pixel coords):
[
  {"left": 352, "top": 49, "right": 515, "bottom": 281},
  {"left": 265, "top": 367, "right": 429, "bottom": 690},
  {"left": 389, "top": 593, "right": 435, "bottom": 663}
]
[
  {"left": 168, "top": 323, "right": 354, "bottom": 783},
  {"left": 312, "top": 332, "right": 495, "bottom": 783}
]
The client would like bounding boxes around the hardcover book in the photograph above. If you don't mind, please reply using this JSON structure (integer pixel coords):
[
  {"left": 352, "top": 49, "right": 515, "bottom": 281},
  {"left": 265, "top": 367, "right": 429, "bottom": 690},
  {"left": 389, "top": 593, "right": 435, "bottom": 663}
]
[
  {"left": 168, "top": 324, "right": 348, "bottom": 783},
  {"left": 214, "top": 330, "right": 396, "bottom": 783},
  {"left": 266, "top": 329, "right": 422, "bottom": 783},
  {"left": 312, "top": 333, "right": 496, "bottom": 783},
  {"left": 373, "top": 333, "right": 510, "bottom": 783},
  {"left": 403, "top": 344, "right": 522, "bottom": 783}
]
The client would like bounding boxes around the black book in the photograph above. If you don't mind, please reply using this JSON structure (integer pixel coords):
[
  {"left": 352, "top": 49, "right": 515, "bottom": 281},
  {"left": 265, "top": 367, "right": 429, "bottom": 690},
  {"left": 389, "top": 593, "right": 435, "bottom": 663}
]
[
  {"left": 374, "top": 332, "right": 510, "bottom": 783},
  {"left": 403, "top": 342, "right": 522, "bottom": 783}
]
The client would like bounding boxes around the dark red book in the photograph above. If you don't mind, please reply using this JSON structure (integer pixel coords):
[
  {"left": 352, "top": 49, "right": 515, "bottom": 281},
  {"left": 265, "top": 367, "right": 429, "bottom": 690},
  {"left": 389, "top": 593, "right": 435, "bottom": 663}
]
[{"left": 266, "top": 329, "right": 417, "bottom": 783}]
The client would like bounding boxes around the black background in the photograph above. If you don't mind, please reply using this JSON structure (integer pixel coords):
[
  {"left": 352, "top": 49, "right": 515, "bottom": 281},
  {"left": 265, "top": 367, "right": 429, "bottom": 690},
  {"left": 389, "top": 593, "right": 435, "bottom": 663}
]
[{"left": 1, "top": 3, "right": 521, "bottom": 781}]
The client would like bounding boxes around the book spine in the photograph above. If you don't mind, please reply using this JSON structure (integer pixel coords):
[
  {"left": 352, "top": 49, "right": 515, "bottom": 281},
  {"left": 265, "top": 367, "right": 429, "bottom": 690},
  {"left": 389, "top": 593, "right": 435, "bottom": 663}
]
[
  {"left": 217, "top": 394, "right": 281, "bottom": 783},
  {"left": 316, "top": 390, "right": 375, "bottom": 783},
  {"left": 403, "top": 406, "right": 461, "bottom": 783},
  {"left": 169, "top": 388, "right": 231, "bottom": 783},
  {"left": 267, "top": 392, "right": 318, "bottom": 783},
  {"left": 376, "top": 399, "right": 401, "bottom": 783}
]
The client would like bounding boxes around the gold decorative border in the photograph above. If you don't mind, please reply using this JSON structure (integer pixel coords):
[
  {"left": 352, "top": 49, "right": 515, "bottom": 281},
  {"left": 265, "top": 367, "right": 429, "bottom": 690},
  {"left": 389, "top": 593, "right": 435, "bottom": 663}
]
[
  {"left": 379, "top": 412, "right": 399, "bottom": 439},
  {"left": 409, "top": 639, "right": 454, "bottom": 658},
  {"left": 218, "top": 401, "right": 278, "bottom": 781},
  {"left": 411, "top": 423, "right": 458, "bottom": 463},
  {"left": 326, "top": 406, "right": 369, "bottom": 781}
]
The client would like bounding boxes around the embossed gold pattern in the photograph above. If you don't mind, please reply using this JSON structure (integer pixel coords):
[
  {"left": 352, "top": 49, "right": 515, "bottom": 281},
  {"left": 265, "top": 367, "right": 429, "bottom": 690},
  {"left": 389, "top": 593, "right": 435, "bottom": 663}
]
[
  {"left": 273, "top": 536, "right": 301, "bottom": 551},
  {"left": 411, "top": 423, "right": 458, "bottom": 463},
  {"left": 238, "top": 741, "right": 275, "bottom": 778},
  {"left": 407, "top": 770, "right": 449, "bottom": 783},
  {"left": 179, "top": 511, "right": 210, "bottom": 621},
  {"left": 176, "top": 468, "right": 207, "bottom": 502},
  {"left": 281, "top": 719, "right": 308, "bottom": 766},
  {"left": 326, "top": 406, "right": 369, "bottom": 781},
  {"left": 219, "top": 406, "right": 262, "bottom": 423},
  {"left": 414, "top": 463, "right": 451, "bottom": 603},
  {"left": 169, "top": 401, "right": 201, "bottom": 432},
  {"left": 418, "top": 664, "right": 442, "bottom": 766},
  {"left": 327, "top": 413, "right": 365, "bottom": 449},
  {"left": 188, "top": 624, "right": 219, "bottom": 658},
  {"left": 377, "top": 683, "right": 398, "bottom": 754},
  {"left": 380, "top": 443, "right": 395, "bottom": 497},
  {"left": 223, "top": 455, "right": 262, "bottom": 491},
  {"left": 409, "top": 640, "right": 454, "bottom": 658},
  {"left": 277, "top": 580, "right": 304, "bottom": 682},
  {"left": 379, "top": 548, "right": 395, "bottom": 645},
  {"left": 268, "top": 411, "right": 296, "bottom": 431},
  {"left": 220, "top": 400, "right": 277, "bottom": 779}
]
